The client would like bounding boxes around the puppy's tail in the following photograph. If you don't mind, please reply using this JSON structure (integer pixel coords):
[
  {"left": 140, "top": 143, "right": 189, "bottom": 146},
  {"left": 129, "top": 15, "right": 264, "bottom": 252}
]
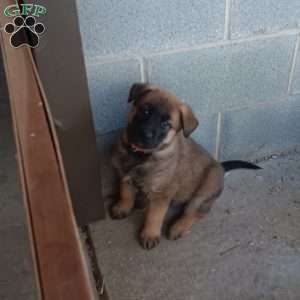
[{"left": 221, "top": 160, "right": 261, "bottom": 173}]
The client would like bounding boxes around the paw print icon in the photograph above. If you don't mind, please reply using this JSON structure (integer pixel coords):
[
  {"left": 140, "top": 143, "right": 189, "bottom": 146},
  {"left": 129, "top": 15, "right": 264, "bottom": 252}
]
[{"left": 4, "top": 16, "right": 45, "bottom": 48}]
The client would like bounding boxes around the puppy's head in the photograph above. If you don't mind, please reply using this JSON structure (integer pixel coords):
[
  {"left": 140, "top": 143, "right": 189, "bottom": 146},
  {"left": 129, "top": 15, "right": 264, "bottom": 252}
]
[{"left": 126, "top": 83, "right": 198, "bottom": 152}]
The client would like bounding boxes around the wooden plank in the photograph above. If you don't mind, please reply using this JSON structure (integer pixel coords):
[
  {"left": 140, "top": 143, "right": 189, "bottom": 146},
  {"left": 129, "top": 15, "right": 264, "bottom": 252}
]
[
  {"left": 32, "top": 0, "right": 105, "bottom": 225},
  {"left": 0, "top": 1, "right": 97, "bottom": 299}
]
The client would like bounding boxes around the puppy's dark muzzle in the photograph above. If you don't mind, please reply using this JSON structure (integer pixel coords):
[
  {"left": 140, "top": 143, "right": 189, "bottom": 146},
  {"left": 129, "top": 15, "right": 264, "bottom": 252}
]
[
  {"left": 139, "top": 129, "right": 155, "bottom": 145},
  {"left": 143, "top": 130, "right": 154, "bottom": 140},
  {"left": 128, "top": 124, "right": 156, "bottom": 148}
]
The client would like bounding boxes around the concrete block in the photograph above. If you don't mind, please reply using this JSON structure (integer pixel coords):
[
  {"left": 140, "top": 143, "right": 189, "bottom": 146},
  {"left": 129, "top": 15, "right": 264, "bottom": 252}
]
[
  {"left": 191, "top": 114, "right": 218, "bottom": 156},
  {"left": 86, "top": 59, "right": 142, "bottom": 134},
  {"left": 231, "top": 0, "right": 300, "bottom": 38},
  {"left": 291, "top": 43, "right": 300, "bottom": 94},
  {"left": 220, "top": 98, "right": 300, "bottom": 160},
  {"left": 76, "top": 0, "right": 225, "bottom": 58},
  {"left": 147, "top": 36, "right": 296, "bottom": 116}
]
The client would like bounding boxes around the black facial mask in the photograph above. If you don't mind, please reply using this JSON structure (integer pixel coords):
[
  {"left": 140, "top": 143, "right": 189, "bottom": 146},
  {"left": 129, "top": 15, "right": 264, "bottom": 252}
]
[{"left": 127, "top": 104, "right": 171, "bottom": 149}]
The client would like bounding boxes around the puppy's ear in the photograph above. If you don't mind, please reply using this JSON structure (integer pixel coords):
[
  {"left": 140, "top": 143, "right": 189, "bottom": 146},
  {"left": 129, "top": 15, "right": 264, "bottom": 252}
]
[
  {"left": 128, "top": 83, "right": 155, "bottom": 103},
  {"left": 180, "top": 104, "right": 199, "bottom": 137}
]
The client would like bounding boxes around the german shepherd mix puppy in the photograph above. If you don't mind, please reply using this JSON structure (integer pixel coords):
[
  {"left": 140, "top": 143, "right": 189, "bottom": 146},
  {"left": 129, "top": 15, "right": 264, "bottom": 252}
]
[{"left": 111, "top": 83, "right": 261, "bottom": 250}]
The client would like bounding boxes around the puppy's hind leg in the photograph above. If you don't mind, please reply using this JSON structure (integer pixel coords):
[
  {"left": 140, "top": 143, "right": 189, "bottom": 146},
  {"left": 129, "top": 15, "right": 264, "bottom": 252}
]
[{"left": 168, "top": 164, "right": 223, "bottom": 240}]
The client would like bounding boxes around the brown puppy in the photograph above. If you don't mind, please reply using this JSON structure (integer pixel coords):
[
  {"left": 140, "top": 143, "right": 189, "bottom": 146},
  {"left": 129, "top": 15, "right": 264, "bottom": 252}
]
[{"left": 111, "top": 83, "right": 260, "bottom": 249}]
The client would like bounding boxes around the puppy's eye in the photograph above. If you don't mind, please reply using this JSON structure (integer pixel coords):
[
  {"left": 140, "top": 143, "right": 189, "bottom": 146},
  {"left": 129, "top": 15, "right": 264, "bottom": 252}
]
[{"left": 161, "top": 120, "right": 170, "bottom": 129}]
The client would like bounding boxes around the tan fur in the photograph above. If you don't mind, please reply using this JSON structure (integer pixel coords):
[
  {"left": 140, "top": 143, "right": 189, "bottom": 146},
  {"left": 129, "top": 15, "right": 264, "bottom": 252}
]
[
  {"left": 111, "top": 84, "right": 224, "bottom": 249},
  {"left": 111, "top": 176, "right": 136, "bottom": 218}
]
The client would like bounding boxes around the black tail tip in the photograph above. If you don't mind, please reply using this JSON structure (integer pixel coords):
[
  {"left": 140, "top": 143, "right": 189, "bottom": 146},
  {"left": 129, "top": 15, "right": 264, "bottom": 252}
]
[
  {"left": 245, "top": 163, "right": 262, "bottom": 170},
  {"left": 222, "top": 160, "right": 262, "bottom": 172},
  {"left": 252, "top": 165, "right": 262, "bottom": 170}
]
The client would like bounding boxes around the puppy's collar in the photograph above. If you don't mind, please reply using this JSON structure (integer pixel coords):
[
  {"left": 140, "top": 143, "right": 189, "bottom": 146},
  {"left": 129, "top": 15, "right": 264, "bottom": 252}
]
[
  {"left": 122, "top": 139, "right": 150, "bottom": 156},
  {"left": 130, "top": 143, "right": 147, "bottom": 154}
]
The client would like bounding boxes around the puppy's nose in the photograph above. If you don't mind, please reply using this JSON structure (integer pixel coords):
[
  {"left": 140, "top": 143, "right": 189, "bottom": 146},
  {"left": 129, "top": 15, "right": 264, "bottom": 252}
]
[{"left": 144, "top": 131, "right": 153, "bottom": 139}]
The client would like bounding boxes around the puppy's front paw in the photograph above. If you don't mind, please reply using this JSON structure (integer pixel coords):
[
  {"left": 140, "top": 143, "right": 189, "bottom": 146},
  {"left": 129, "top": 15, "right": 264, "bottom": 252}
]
[
  {"left": 139, "top": 230, "right": 160, "bottom": 250},
  {"left": 110, "top": 203, "right": 131, "bottom": 219},
  {"left": 168, "top": 222, "right": 190, "bottom": 241}
]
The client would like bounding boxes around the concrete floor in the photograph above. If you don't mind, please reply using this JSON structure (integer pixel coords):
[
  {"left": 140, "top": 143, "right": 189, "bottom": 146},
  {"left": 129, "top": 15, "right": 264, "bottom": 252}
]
[
  {"left": 91, "top": 150, "right": 300, "bottom": 300},
  {"left": 0, "top": 62, "right": 37, "bottom": 300}
]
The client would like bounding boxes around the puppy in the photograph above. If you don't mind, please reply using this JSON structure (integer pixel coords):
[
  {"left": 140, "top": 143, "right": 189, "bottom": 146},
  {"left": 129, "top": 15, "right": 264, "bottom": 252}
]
[{"left": 111, "top": 83, "right": 260, "bottom": 249}]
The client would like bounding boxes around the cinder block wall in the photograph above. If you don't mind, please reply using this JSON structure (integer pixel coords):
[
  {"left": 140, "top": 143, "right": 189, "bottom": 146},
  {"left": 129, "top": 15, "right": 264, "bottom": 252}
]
[{"left": 76, "top": 0, "right": 300, "bottom": 160}]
